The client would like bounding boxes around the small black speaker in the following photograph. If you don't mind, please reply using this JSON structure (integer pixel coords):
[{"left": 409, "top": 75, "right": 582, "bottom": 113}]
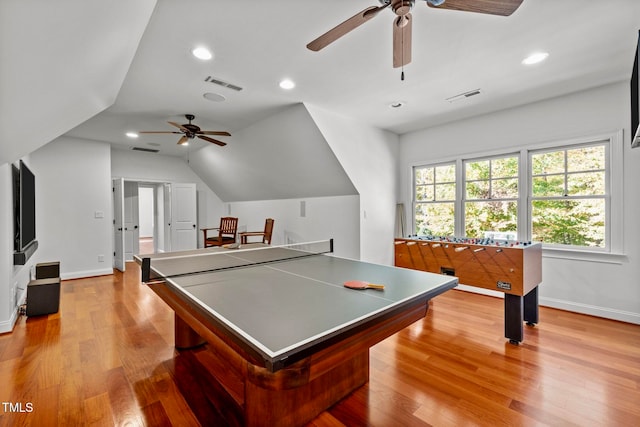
[
  {"left": 35, "top": 261, "right": 60, "bottom": 280},
  {"left": 27, "top": 262, "right": 61, "bottom": 317},
  {"left": 26, "top": 278, "right": 60, "bottom": 317}
]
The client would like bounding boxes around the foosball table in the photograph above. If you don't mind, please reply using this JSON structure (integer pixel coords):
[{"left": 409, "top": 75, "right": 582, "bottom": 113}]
[{"left": 395, "top": 236, "right": 542, "bottom": 344}]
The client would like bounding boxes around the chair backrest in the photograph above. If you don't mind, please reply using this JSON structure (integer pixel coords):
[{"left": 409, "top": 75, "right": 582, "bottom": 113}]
[
  {"left": 263, "top": 218, "right": 274, "bottom": 244},
  {"left": 219, "top": 217, "right": 238, "bottom": 237}
]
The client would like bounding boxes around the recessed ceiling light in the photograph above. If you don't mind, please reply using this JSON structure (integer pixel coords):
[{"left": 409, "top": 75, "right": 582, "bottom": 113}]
[
  {"left": 203, "top": 92, "right": 226, "bottom": 102},
  {"left": 522, "top": 52, "right": 549, "bottom": 65},
  {"left": 279, "top": 79, "right": 295, "bottom": 90},
  {"left": 126, "top": 132, "right": 139, "bottom": 138},
  {"left": 192, "top": 46, "right": 213, "bottom": 60}
]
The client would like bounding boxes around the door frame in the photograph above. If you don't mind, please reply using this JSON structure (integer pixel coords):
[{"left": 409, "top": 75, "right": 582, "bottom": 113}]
[
  {"left": 112, "top": 178, "right": 198, "bottom": 269},
  {"left": 112, "top": 178, "right": 125, "bottom": 272}
]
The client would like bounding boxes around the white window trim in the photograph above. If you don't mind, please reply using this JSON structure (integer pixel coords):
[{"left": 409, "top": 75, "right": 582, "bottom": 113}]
[
  {"left": 462, "top": 153, "right": 520, "bottom": 239},
  {"left": 409, "top": 130, "right": 624, "bottom": 262}
]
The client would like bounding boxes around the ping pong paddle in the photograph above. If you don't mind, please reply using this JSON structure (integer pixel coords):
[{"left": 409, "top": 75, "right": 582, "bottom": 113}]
[{"left": 343, "top": 280, "right": 385, "bottom": 290}]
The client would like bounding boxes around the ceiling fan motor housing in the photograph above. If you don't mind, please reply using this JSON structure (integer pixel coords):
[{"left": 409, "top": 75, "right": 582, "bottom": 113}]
[
  {"left": 183, "top": 114, "right": 199, "bottom": 137},
  {"left": 393, "top": 1, "right": 414, "bottom": 16}
]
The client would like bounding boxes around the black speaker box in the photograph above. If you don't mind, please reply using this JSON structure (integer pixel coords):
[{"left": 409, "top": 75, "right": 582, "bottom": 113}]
[
  {"left": 26, "top": 261, "right": 61, "bottom": 316},
  {"left": 26, "top": 278, "right": 60, "bottom": 316},
  {"left": 35, "top": 261, "right": 60, "bottom": 279}
]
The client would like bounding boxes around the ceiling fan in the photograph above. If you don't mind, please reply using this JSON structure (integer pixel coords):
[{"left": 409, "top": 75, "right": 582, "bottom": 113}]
[
  {"left": 307, "top": 0, "right": 524, "bottom": 69},
  {"left": 139, "top": 114, "right": 231, "bottom": 146}
]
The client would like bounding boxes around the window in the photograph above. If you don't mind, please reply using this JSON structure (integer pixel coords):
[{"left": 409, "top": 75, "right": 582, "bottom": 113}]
[
  {"left": 530, "top": 143, "right": 607, "bottom": 248},
  {"left": 413, "top": 163, "right": 456, "bottom": 236},
  {"left": 464, "top": 155, "right": 519, "bottom": 239},
  {"left": 411, "top": 132, "right": 620, "bottom": 254}
]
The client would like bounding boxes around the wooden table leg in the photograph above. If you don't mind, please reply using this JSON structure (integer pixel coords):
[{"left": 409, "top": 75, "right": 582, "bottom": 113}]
[{"left": 175, "top": 313, "right": 206, "bottom": 349}]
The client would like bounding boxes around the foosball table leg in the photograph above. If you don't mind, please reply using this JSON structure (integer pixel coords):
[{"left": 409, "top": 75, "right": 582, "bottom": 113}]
[
  {"left": 504, "top": 294, "right": 523, "bottom": 345},
  {"left": 524, "top": 286, "right": 539, "bottom": 327}
]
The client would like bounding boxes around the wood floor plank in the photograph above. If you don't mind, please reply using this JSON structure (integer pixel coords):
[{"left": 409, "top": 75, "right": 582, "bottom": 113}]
[{"left": 0, "top": 263, "right": 638, "bottom": 426}]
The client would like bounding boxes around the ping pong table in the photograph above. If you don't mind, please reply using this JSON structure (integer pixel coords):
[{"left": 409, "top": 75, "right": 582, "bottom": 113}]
[{"left": 135, "top": 240, "right": 457, "bottom": 426}]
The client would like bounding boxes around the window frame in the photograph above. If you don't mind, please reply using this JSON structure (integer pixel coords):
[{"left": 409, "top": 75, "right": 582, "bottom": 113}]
[
  {"left": 528, "top": 141, "right": 609, "bottom": 250},
  {"left": 409, "top": 130, "right": 624, "bottom": 259},
  {"left": 462, "top": 152, "right": 520, "bottom": 239},
  {"left": 412, "top": 161, "right": 457, "bottom": 237}
]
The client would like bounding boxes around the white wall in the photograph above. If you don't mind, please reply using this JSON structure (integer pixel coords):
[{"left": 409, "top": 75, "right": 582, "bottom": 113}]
[
  {"left": 1, "top": 157, "right": 42, "bottom": 333},
  {"left": 138, "top": 186, "right": 154, "bottom": 237},
  {"left": 400, "top": 81, "right": 640, "bottom": 324},
  {"left": 0, "top": 0, "right": 156, "bottom": 164},
  {"left": 187, "top": 104, "right": 357, "bottom": 202},
  {"left": 30, "top": 137, "right": 113, "bottom": 280},
  {"left": 306, "top": 104, "right": 400, "bottom": 265},
  {"left": 111, "top": 147, "right": 225, "bottom": 247},
  {"left": 0, "top": 163, "right": 19, "bottom": 332},
  {"left": 228, "top": 196, "right": 360, "bottom": 260},
  {"left": 0, "top": 163, "right": 11, "bottom": 329}
]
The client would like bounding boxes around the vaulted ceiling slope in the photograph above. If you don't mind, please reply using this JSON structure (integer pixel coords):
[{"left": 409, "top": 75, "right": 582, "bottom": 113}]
[
  {"left": 66, "top": 0, "right": 640, "bottom": 159},
  {"left": 187, "top": 103, "right": 357, "bottom": 202},
  {"left": 0, "top": 0, "right": 157, "bottom": 164}
]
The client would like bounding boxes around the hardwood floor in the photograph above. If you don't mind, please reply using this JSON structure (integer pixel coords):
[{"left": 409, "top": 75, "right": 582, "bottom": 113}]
[{"left": 1, "top": 263, "right": 639, "bottom": 426}]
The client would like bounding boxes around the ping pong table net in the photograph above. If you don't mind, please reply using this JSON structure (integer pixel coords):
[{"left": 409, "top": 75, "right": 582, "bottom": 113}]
[{"left": 140, "top": 239, "right": 334, "bottom": 284}]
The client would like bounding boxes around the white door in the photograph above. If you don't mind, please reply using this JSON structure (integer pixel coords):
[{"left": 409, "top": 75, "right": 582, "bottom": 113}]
[
  {"left": 113, "top": 178, "right": 125, "bottom": 272},
  {"left": 171, "top": 183, "right": 197, "bottom": 251},
  {"left": 163, "top": 183, "right": 172, "bottom": 252},
  {"left": 124, "top": 181, "right": 139, "bottom": 261}
]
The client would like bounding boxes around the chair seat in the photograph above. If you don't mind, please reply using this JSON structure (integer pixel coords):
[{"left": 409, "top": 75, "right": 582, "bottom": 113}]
[
  {"left": 205, "top": 236, "right": 236, "bottom": 246},
  {"left": 239, "top": 218, "right": 274, "bottom": 244}
]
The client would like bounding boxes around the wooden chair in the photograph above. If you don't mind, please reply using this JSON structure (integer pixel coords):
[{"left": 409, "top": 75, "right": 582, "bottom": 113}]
[
  {"left": 239, "top": 218, "right": 274, "bottom": 245},
  {"left": 202, "top": 217, "right": 238, "bottom": 247}
]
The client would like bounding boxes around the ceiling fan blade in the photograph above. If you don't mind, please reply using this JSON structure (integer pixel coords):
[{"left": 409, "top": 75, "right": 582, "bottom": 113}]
[
  {"left": 426, "top": 0, "right": 523, "bottom": 16},
  {"left": 393, "top": 14, "right": 412, "bottom": 68},
  {"left": 307, "top": 4, "right": 390, "bottom": 51},
  {"left": 138, "top": 131, "right": 182, "bottom": 134},
  {"left": 197, "top": 131, "right": 232, "bottom": 136},
  {"left": 168, "top": 121, "right": 190, "bottom": 132},
  {"left": 198, "top": 135, "right": 227, "bottom": 146},
  {"left": 177, "top": 136, "right": 189, "bottom": 145}
]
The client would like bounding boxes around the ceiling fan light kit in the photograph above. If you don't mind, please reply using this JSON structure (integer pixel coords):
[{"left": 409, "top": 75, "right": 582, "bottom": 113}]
[{"left": 307, "top": 0, "right": 524, "bottom": 71}]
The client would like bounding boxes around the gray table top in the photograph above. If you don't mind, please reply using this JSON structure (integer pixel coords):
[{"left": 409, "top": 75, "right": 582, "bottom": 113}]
[{"left": 137, "top": 244, "right": 458, "bottom": 370}]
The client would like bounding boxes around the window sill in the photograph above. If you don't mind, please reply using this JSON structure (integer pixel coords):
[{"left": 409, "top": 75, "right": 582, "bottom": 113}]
[{"left": 542, "top": 247, "right": 627, "bottom": 265}]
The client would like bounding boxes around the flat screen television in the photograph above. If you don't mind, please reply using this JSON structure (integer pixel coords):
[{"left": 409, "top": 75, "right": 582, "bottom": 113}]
[
  {"left": 14, "top": 160, "right": 37, "bottom": 252},
  {"left": 632, "top": 30, "right": 640, "bottom": 148}
]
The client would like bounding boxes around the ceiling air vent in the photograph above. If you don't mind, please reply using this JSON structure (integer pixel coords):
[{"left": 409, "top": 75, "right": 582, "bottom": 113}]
[
  {"left": 446, "top": 88, "right": 481, "bottom": 103},
  {"left": 204, "top": 76, "right": 243, "bottom": 91},
  {"left": 132, "top": 147, "right": 159, "bottom": 153}
]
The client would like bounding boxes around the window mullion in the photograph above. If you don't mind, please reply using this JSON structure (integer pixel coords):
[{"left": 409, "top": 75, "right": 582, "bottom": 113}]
[{"left": 456, "top": 158, "right": 464, "bottom": 236}]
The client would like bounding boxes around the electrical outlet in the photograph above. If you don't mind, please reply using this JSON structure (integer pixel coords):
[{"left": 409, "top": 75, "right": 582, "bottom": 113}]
[{"left": 98, "top": 254, "right": 105, "bottom": 262}]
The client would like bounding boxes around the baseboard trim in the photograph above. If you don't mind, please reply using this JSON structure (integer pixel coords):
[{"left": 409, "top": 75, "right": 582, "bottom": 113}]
[
  {"left": 61, "top": 268, "right": 113, "bottom": 280},
  {"left": 0, "top": 308, "right": 20, "bottom": 334},
  {"left": 456, "top": 284, "right": 504, "bottom": 298},
  {"left": 539, "top": 297, "right": 640, "bottom": 325},
  {"left": 454, "top": 284, "right": 640, "bottom": 325}
]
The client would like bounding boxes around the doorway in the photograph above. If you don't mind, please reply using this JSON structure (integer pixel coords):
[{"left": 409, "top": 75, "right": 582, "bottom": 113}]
[
  {"left": 112, "top": 180, "right": 198, "bottom": 271},
  {"left": 138, "top": 185, "right": 155, "bottom": 254}
]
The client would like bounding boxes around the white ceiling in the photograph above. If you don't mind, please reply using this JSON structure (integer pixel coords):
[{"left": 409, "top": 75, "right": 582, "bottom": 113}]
[{"left": 63, "top": 0, "right": 640, "bottom": 157}]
